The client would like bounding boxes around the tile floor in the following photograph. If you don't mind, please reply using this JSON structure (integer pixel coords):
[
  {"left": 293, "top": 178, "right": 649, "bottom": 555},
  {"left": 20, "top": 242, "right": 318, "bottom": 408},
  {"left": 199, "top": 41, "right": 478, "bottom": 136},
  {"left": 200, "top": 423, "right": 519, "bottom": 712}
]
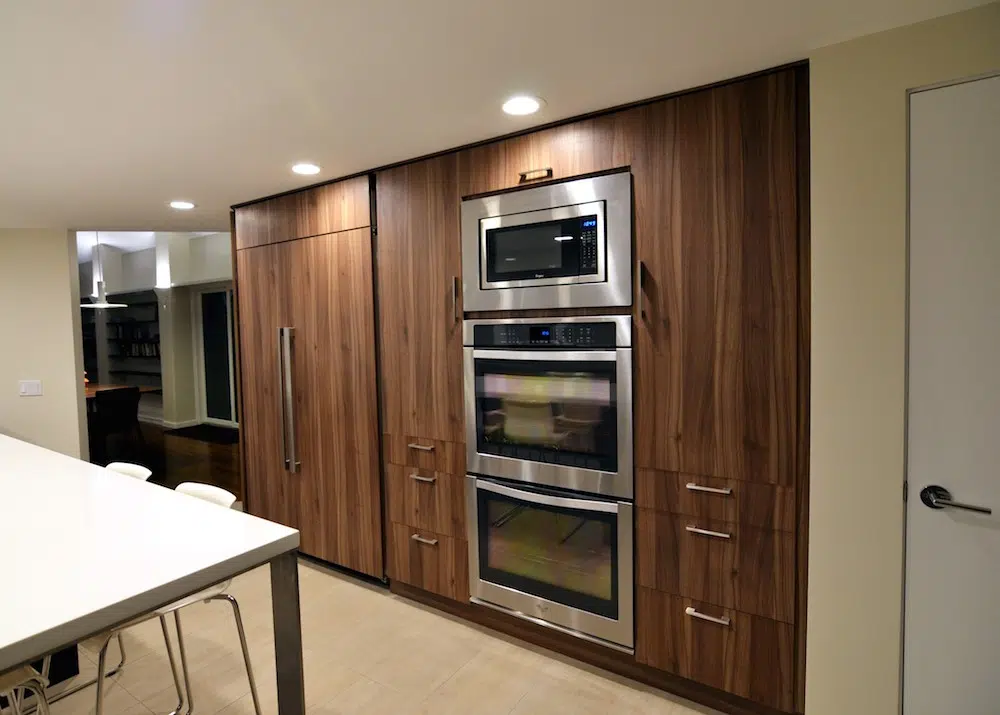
[{"left": 48, "top": 561, "right": 720, "bottom": 715}]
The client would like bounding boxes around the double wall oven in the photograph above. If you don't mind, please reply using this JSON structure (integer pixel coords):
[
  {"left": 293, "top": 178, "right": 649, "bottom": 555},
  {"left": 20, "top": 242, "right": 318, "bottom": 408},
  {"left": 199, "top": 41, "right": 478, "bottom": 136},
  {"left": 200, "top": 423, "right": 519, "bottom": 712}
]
[{"left": 464, "top": 316, "right": 634, "bottom": 650}]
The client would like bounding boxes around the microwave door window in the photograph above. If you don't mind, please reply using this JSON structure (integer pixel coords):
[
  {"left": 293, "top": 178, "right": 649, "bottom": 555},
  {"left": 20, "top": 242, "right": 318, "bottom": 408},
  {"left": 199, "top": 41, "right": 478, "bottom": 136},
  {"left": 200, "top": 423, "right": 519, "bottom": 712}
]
[
  {"left": 476, "top": 359, "right": 618, "bottom": 472},
  {"left": 486, "top": 217, "right": 584, "bottom": 282}
]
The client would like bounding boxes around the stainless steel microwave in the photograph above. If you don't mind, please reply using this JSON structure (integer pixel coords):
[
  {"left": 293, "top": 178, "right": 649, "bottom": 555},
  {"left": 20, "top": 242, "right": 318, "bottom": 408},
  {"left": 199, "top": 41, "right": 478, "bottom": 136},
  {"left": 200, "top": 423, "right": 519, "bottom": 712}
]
[{"left": 460, "top": 173, "right": 633, "bottom": 312}]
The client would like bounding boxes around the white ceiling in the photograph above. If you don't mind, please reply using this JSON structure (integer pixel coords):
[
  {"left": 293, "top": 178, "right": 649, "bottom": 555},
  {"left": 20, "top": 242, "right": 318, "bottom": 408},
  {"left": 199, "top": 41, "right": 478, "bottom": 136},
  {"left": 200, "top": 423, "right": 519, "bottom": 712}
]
[
  {"left": 76, "top": 231, "right": 216, "bottom": 262},
  {"left": 0, "top": 0, "right": 986, "bottom": 231}
]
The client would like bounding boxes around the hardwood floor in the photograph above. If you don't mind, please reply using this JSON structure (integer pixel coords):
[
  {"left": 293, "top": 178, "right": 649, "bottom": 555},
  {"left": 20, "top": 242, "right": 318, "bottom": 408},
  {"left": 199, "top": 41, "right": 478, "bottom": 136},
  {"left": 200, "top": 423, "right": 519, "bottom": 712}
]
[{"left": 90, "top": 422, "right": 241, "bottom": 499}]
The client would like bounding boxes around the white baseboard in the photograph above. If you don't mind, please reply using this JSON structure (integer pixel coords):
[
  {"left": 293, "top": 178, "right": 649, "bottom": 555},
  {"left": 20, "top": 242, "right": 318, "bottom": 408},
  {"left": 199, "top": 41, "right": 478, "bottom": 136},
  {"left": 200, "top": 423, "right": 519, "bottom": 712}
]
[{"left": 160, "top": 418, "right": 201, "bottom": 429}]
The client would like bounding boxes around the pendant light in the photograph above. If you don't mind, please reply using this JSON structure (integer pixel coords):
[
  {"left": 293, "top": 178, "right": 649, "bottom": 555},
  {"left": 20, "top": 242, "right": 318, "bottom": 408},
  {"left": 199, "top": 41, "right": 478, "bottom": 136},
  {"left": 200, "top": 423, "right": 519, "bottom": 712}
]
[{"left": 80, "top": 232, "right": 127, "bottom": 309}]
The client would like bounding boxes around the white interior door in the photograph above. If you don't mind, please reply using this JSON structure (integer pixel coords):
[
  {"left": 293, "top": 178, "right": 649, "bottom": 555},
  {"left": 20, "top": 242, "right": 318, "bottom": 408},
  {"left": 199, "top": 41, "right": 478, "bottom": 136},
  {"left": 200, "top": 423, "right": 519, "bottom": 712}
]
[{"left": 904, "top": 73, "right": 1000, "bottom": 714}]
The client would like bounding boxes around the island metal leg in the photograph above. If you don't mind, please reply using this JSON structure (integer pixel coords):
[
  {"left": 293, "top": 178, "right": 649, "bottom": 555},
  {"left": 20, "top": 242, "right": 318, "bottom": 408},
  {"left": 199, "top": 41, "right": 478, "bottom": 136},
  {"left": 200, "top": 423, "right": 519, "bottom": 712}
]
[{"left": 270, "top": 551, "right": 304, "bottom": 715}]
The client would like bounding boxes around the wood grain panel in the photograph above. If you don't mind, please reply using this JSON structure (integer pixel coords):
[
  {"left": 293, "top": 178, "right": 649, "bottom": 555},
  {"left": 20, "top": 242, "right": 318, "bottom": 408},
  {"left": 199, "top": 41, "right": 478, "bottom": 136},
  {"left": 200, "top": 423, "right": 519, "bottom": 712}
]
[
  {"left": 235, "top": 176, "right": 370, "bottom": 249},
  {"left": 286, "top": 228, "right": 383, "bottom": 577},
  {"left": 386, "top": 464, "right": 465, "bottom": 537},
  {"left": 636, "top": 469, "right": 795, "bottom": 531},
  {"left": 235, "top": 243, "right": 297, "bottom": 529},
  {"left": 457, "top": 111, "right": 639, "bottom": 197},
  {"left": 376, "top": 155, "right": 465, "bottom": 442},
  {"left": 636, "top": 509, "right": 794, "bottom": 623},
  {"left": 388, "top": 522, "right": 468, "bottom": 601},
  {"left": 636, "top": 589, "right": 794, "bottom": 712},
  {"left": 633, "top": 69, "right": 799, "bottom": 486},
  {"left": 384, "top": 434, "right": 466, "bottom": 474}
]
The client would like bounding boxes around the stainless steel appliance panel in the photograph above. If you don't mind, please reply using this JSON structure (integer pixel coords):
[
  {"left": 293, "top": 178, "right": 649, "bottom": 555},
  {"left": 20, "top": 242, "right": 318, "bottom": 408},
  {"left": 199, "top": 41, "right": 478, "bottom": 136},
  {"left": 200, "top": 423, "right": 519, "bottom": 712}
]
[{"left": 461, "top": 173, "right": 632, "bottom": 311}]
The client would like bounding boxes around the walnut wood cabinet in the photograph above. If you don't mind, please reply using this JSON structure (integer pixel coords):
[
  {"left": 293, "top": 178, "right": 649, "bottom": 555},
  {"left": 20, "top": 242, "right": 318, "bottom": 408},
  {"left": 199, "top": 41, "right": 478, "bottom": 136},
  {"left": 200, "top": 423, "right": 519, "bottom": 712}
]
[{"left": 234, "top": 181, "right": 384, "bottom": 578}]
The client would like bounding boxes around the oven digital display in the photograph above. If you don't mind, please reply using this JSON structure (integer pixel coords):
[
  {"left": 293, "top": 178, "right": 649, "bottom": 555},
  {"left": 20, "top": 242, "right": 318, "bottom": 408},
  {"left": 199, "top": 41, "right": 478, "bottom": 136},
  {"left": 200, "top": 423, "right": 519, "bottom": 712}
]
[{"left": 529, "top": 326, "right": 551, "bottom": 343}]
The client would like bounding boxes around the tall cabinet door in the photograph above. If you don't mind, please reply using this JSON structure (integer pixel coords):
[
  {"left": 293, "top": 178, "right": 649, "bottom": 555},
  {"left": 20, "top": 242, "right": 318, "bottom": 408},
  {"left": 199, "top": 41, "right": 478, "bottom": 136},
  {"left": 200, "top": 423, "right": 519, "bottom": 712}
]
[
  {"left": 235, "top": 243, "right": 297, "bottom": 527},
  {"left": 286, "top": 229, "right": 384, "bottom": 577},
  {"left": 633, "top": 70, "right": 800, "bottom": 487},
  {"left": 376, "top": 155, "right": 464, "bottom": 443}
]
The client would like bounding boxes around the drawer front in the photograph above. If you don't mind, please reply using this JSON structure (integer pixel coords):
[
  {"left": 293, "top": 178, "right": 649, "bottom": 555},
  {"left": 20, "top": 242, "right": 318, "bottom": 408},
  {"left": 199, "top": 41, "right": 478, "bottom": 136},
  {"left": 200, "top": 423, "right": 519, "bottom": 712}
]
[
  {"left": 386, "top": 465, "right": 465, "bottom": 537},
  {"left": 636, "top": 469, "right": 796, "bottom": 532},
  {"left": 636, "top": 509, "right": 794, "bottom": 623},
  {"left": 388, "top": 522, "right": 469, "bottom": 601},
  {"left": 636, "top": 588, "right": 794, "bottom": 712},
  {"left": 385, "top": 434, "right": 465, "bottom": 474}
]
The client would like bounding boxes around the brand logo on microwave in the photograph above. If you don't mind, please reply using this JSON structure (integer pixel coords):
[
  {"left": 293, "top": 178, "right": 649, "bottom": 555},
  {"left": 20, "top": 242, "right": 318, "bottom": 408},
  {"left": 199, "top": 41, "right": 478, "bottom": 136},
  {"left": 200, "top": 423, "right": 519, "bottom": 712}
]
[{"left": 534, "top": 273, "right": 544, "bottom": 279}]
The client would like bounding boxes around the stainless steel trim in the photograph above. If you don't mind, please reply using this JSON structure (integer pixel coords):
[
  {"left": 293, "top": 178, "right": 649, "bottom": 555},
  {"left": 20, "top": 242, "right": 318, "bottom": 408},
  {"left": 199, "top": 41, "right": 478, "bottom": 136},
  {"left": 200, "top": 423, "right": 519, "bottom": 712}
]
[
  {"left": 410, "top": 534, "right": 439, "bottom": 546},
  {"left": 463, "top": 336, "right": 633, "bottom": 499},
  {"left": 277, "top": 328, "right": 289, "bottom": 471},
  {"left": 466, "top": 476, "right": 634, "bottom": 649},
  {"left": 463, "top": 315, "right": 631, "bottom": 347},
  {"left": 407, "top": 442, "right": 435, "bottom": 452},
  {"left": 472, "top": 348, "right": 617, "bottom": 362},
  {"left": 685, "top": 525, "right": 732, "bottom": 540},
  {"left": 280, "top": 327, "right": 300, "bottom": 473},
  {"left": 461, "top": 173, "right": 632, "bottom": 311},
  {"left": 685, "top": 482, "right": 733, "bottom": 496},
  {"left": 518, "top": 168, "right": 554, "bottom": 182},
  {"left": 476, "top": 477, "right": 621, "bottom": 513},
  {"left": 685, "top": 606, "right": 731, "bottom": 627},
  {"left": 478, "top": 200, "right": 608, "bottom": 290},
  {"left": 409, "top": 474, "right": 437, "bottom": 484}
]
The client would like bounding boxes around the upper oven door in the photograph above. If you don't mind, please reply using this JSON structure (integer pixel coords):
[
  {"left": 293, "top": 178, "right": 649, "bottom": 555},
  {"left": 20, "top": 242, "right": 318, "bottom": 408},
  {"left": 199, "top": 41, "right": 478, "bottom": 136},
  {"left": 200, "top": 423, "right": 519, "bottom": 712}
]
[
  {"left": 480, "top": 202, "right": 605, "bottom": 288},
  {"left": 464, "top": 346, "right": 633, "bottom": 499},
  {"left": 461, "top": 172, "right": 633, "bottom": 312}
]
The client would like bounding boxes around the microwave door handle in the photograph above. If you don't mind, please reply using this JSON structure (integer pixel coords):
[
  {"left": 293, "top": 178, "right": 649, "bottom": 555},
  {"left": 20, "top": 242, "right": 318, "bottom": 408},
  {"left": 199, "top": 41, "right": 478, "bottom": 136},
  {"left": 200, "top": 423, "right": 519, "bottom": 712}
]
[
  {"left": 475, "top": 479, "right": 621, "bottom": 514},
  {"left": 471, "top": 349, "right": 618, "bottom": 362}
]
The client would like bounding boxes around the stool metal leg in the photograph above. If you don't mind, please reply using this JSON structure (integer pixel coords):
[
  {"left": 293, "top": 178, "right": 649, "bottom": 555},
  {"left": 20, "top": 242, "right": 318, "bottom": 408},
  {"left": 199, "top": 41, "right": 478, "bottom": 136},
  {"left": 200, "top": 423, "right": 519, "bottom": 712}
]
[
  {"left": 94, "top": 633, "right": 115, "bottom": 715},
  {"left": 173, "top": 611, "right": 194, "bottom": 715},
  {"left": 159, "top": 615, "right": 186, "bottom": 715},
  {"left": 210, "top": 594, "right": 262, "bottom": 715}
]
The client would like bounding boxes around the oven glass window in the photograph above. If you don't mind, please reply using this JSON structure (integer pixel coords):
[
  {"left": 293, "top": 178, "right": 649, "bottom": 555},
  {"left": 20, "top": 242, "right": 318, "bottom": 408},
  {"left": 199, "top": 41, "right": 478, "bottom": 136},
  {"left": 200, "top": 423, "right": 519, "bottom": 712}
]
[
  {"left": 484, "top": 214, "right": 599, "bottom": 283},
  {"left": 474, "top": 357, "right": 618, "bottom": 472},
  {"left": 477, "top": 483, "right": 618, "bottom": 619}
]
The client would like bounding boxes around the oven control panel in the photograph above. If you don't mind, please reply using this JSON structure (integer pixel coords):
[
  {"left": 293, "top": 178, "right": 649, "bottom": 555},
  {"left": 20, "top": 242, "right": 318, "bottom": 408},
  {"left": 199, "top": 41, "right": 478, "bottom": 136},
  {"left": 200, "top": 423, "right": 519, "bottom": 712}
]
[{"left": 473, "top": 321, "right": 618, "bottom": 348}]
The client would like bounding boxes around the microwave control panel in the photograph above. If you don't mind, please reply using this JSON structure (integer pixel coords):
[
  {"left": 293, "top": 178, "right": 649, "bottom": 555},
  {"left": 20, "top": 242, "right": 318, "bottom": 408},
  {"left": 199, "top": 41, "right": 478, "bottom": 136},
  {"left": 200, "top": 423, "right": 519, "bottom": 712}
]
[
  {"left": 579, "top": 217, "right": 599, "bottom": 273},
  {"left": 474, "top": 321, "right": 618, "bottom": 348}
]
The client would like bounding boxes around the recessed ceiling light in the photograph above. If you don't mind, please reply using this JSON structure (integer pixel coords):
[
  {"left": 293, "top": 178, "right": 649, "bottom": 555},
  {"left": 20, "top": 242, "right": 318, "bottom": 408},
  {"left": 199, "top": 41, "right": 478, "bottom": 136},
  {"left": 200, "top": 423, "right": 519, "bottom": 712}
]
[
  {"left": 502, "top": 95, "right": 543, "bottom": 116},
  {"left": 292, "top": 163, "right": 321, "bottom": 175},
  {"left": 169, "top": 200, "right": 195, "bottom": 210}
]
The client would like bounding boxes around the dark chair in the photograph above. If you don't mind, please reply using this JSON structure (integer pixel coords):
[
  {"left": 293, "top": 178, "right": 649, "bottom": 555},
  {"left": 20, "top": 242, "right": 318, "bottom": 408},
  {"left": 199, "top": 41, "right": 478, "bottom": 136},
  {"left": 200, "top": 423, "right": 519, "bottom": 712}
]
[{"left": 89, "top": 387, "right": 143, "bottom": 463}]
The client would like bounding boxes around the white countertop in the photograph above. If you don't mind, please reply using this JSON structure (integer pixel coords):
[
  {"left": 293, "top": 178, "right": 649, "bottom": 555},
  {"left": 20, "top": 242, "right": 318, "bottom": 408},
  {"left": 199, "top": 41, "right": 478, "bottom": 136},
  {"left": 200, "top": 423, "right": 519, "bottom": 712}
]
[{"left": 0, "top": 435, "right": 299, "bottom": 674}]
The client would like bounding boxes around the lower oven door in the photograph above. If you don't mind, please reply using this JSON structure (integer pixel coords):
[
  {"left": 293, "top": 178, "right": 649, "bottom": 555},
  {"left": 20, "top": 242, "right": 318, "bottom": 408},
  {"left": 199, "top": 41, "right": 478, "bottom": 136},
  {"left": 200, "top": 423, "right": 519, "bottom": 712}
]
[{"left": 467, "top": 476, "right": 634, "bottom": 651}]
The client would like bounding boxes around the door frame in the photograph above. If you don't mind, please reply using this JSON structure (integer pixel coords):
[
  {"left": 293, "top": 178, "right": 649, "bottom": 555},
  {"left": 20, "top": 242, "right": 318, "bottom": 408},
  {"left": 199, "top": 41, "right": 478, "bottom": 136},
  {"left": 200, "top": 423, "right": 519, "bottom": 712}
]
[
  {"left": 901, "top": 68, "right": 1000, "bottom": 711},
  {"left": 191, "top": 281, "right": 239, "bottom": 428}
]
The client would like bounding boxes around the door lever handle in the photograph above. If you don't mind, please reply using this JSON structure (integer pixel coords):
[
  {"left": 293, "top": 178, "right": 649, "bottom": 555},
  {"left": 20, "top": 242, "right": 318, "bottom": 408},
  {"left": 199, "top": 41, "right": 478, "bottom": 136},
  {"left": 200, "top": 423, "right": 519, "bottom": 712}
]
[{"left": 920, "top": 485, "right": 992, "bottom": 515}]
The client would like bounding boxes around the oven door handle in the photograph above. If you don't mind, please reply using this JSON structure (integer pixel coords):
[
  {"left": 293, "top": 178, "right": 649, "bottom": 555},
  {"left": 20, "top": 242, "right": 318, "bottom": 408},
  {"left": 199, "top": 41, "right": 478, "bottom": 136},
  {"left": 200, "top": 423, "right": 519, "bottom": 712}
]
[
  {"left": 475, "top": 478, "right": 622, "bottom": 514},
  {"left": 471, "top": 349, "right": 618, "bottom": 362}
]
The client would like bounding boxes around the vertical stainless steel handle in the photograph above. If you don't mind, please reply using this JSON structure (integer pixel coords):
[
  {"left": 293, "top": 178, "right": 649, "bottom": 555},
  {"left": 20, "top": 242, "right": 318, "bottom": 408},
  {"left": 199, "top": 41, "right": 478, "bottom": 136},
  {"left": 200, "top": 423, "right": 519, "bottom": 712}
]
[
  {"left": 280, "top": 327, "right": 300, "bottom": 473},
  {"left": 410, "top": 534, "right": 439, "bottom": 546},
  {"left": 452, "top": 276, "right": 460, "bottom": 324},
  {"left": 409, "top": 474, "right": 437, "bottom": 484},
  {"left": 685, "top": 606, "right": 731, "bottom": 627},
  {"left": 277, "top": 328, "right": 288, "bottom": 470}
]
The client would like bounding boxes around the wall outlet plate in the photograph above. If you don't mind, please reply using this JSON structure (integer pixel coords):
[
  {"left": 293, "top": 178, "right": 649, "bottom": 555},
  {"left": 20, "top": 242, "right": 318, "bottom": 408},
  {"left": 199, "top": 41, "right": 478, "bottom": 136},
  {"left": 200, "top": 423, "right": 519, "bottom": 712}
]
[{"left": 18, "top": 380, "right": 43, "bottom": 397}]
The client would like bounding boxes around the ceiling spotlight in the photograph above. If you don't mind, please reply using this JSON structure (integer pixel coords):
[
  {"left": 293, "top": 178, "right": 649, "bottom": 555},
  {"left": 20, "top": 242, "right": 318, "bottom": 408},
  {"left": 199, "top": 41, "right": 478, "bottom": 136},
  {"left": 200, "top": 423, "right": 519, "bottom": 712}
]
[
  {"left": 169, "top": 200, "right": 195, "bottom": 210},
  {"left": 502, "top": 95, "right": 543, "bottom": 116},
  {"left": 292, "top": 163, "right": 321, "bottom": 175}
]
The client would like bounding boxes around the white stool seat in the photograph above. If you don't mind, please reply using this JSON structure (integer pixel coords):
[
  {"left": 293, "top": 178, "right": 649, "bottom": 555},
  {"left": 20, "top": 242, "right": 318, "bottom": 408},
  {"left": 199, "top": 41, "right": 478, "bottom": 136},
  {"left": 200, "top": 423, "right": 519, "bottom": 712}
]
[{"left": 105, "top": 462, "right": 152, "bottom": 481}]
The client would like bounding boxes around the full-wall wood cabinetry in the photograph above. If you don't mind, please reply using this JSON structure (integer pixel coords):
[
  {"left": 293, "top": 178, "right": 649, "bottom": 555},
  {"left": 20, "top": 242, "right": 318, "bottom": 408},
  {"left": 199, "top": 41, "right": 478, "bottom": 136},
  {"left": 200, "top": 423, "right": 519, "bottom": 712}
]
[
  {"left": 234, "top": 63, "right": 808, "bottom": 715},
  {"left": 233, "top": 180, "right": 384, "bottom": 578}
]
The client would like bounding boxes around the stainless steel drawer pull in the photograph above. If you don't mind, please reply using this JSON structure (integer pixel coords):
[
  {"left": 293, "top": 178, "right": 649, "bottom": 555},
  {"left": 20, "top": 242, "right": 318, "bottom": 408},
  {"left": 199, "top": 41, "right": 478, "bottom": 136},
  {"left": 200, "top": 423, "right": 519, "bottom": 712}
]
[
  {"left": 685, "top": 482, "right": 733, "bottom": 496},
  {"left": 410, "top": 534, "right": 439, "bottom": 546},
  {"left": 685, "top": 525, "right": 732, "bottom": 540},
  {"left": 685, "top": 606, "right": 731, "bottom": 627},
  {"left": 519, "top": 167, "right": 554, "bottom": 183},
  {"left": 407, "top": 443, "right": 435, "bottom": 452},
  {"left": 409, "top": 474, "right": 437, "bottom": 484}
]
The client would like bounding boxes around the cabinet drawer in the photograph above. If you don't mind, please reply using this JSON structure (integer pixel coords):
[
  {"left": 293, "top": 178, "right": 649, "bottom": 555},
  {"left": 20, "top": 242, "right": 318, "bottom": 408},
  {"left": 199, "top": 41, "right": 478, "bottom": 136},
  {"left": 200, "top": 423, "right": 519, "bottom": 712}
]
[
  {"left": 385, "top": 434, "right": 465, "bottom": 474},
  {"left": 386, "top": 465, "right": 465, "bottom": 537},
  {"left": 636, "top": 588, "right": 794, "bottom": 712},
  {"left": 388, "top": 523, "right": 468, "bottom": 602},
  {"left": 636, "top": 509, "right": 794, "bottom": 623},
  {"left": 636, "top": 470, "right": 796, "bottom": 532}
]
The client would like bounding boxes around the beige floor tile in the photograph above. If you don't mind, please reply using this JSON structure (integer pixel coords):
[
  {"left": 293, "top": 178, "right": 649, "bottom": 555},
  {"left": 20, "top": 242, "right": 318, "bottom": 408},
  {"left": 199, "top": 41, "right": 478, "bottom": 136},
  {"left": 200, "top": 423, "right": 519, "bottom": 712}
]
[
  {"left": 415, "top": 646, "right": 542, "bottom": 715},
  {"left": 48, "top": 673, "right": 149, "bottom": 715},
  {"left": 308, "top": 676, "right": 417, "bottom": 715}
]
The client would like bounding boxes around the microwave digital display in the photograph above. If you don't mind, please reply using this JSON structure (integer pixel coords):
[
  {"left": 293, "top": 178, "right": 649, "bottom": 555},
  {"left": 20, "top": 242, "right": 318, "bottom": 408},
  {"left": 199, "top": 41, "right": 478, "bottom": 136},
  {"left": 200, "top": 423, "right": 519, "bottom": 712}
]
[{"left": 484, "top": 213, "right": 600, "bottom": 284}]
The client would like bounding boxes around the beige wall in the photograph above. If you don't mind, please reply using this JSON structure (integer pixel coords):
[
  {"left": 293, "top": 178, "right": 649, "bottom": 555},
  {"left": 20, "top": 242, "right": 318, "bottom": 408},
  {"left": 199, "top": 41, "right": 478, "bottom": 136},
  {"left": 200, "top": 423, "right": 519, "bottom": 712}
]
[
  {"left": 0, "top": 229, "right": 86, "bottom": 457},
  {"left": 157, "top": 285, "right": 198, "bottom": 427},
  {"left": 807, "top": 5, "right": 1000, "bottom": 714}
]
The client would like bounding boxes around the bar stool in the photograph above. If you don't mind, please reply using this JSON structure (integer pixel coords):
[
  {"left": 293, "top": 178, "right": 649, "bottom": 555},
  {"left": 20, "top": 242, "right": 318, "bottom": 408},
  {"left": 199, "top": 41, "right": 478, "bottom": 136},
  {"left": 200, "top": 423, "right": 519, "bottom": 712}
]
[
  {"left": 93, "top": 482, "right": 262, "bottom": 715},
  {"left": 0, "top": 666, "right": 50, "bottom": 715},
  {"left": 105, "top": 462, "right": 153, "bottom": 481}
]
